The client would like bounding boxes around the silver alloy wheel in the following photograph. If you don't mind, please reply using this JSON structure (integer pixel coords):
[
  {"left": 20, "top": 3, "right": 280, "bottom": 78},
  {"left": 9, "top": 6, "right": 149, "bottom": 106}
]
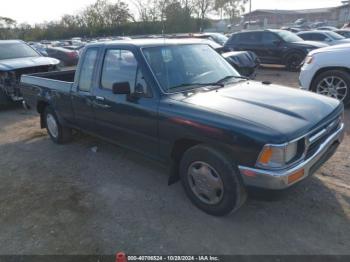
[
  {"left": 187, "top": 161, "right": 224, "bottom": 205},
  {"left": 46, "top": 113, "right": 58, "bottom": 138},
  {"left": 317, "top": 76, "right": 348, "bottom": 101}
]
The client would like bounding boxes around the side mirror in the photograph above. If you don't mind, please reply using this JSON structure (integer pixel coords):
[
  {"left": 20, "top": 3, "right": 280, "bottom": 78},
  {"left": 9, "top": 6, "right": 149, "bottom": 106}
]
[
  {"left": 112, "top": 82, "right": 130, "bottom": 95},
  {"left": 325, "top": 38, "right": 332, "bottom": 42}
]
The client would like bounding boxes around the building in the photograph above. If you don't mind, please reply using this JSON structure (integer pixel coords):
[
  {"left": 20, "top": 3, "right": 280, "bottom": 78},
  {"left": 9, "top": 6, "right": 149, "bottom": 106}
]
[{"left": 243, "top": 5, "right": 350, "bottom": 28}]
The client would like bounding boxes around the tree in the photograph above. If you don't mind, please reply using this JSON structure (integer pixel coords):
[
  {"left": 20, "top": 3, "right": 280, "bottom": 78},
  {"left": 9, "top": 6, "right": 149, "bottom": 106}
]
[
  {"left": 132, "top": 0, "right": 160, "bottom": 22},
  {"left": 0, "top": 17, "right": 17, "bottom": 39},
  {"left": 0, "top": 17, "right": 16, "bottom": 28},
  {"left": 193, "top": 0, "right": 214, "bottom": 30},
  {"left": 80, "top": 0, "right": 133, "bottom": 35},
  {"left": 0, "top": 0, "right": 213, "bottom": 41},
  {"left": 214, "top": 0, "right": 247, "bottom": 23},
  {"left": 164, "top": 0, "right": 194, "bottom": 32}
]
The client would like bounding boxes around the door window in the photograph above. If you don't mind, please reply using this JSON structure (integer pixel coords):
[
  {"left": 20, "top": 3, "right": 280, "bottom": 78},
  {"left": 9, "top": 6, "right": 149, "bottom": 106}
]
[
  {"left": 313, "top": 33, "right": 327, "bottom": 41},
  {"left": 299, "top": 33, "right": 312, "bottom": 41},
  {"left": 237, "top": 32, "right": 262, "bottom": 44},
  {"left": 101, "top": 49, "right": 137, "bottom": 90},
  {"left": 262, "top": 32, "right": 280, "bottom": 44},
  {"left": 78, "top": 48, "right": 98, "bottom": 92}
]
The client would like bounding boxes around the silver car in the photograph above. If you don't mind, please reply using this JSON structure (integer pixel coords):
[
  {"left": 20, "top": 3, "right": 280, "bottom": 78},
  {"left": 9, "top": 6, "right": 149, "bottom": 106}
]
[{"left": 297, "top": 30, "right": 350, "bottom": 45}]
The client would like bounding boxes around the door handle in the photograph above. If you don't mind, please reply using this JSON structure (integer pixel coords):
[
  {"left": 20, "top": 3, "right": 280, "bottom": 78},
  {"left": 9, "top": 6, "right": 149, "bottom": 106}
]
[
  {"left": 95, "top": 96, "right": 105, "bottom": 101},
  {"left": 92, "top": 96, "right": 111, "bottom": 109}
]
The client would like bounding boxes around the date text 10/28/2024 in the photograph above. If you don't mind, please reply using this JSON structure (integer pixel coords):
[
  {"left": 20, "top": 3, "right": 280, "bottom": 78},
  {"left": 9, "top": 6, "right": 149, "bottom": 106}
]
[{"left": 124, "top": 255, "right": 220, "bottom": 261}]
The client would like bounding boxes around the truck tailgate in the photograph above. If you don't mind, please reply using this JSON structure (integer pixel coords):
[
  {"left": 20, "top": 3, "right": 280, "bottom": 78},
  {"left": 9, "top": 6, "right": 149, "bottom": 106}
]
[{"left": 20, "top": 70, "right": 75, "bottom": 109}]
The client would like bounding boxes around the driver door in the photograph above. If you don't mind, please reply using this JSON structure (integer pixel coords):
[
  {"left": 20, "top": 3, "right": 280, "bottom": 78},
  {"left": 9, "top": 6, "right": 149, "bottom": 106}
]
[
  {"left": 261, "top": 32, "right": 284, "bottom": 64},
  {"left": 92, "top": 48, "right": 159, "bottom": 157}
]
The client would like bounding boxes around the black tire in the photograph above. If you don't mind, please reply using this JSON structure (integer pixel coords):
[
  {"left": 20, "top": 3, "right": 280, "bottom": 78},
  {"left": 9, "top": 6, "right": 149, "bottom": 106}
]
[
  {"left": 311, "top": 70, "right": 350, "bottom": 106},
  {"left": 44, "top": 106, "right": 72, "bottom": 144},
  {"left": 285, "top": 52, "right": 304, "bottom": 72},
  {"left": 180, "top": 145, "right": 247, "bottom": 216}
]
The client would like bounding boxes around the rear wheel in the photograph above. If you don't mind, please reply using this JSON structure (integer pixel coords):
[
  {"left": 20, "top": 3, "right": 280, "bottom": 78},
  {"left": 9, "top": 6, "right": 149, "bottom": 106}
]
[
  {"left": 285, "top": 52, "right": 304, "bottom": 72},
  {"left": 44, "top": 106, "right": 72, "bottom": 144},
  {"left": 311, "top": 70, "right": 350, "bottom": 106},
  {"left": 180, "top": 145, "right": 247, "bottom": 216}
]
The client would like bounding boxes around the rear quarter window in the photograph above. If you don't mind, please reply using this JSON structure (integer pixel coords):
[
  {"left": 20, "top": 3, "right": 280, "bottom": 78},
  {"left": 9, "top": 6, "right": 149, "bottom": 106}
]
[{"left": 78, "top": 48, "right": 98, "bottom": 92}]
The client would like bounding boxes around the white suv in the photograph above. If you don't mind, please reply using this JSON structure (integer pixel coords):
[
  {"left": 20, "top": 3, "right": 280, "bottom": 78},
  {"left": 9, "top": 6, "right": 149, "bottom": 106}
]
[{"left": 299, "top": 44, "right": 350, "bottom": 106}]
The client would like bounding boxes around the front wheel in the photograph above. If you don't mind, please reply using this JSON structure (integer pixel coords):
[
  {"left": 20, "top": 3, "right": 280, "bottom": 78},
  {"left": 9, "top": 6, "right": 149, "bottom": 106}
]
[
  {"left": 311, "top": 70, "right": 350, "bottom": 106},
  {"left": 285, "top": 52, "right": 304, "bottom": 72},
  {"left": 180, "top": 145, "right": 247, "bottom": 216},
  {"left": 44, "top": 107, "right": 72, "bottom": 144}
]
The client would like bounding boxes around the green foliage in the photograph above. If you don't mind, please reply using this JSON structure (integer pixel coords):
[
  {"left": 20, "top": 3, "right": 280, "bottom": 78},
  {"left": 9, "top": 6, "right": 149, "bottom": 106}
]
[
  {"left": 214, "top": 0, "right": 247, "bottom": 22},
  {"left": 0, "top": 0, "right": 243, "bottom": 41}
]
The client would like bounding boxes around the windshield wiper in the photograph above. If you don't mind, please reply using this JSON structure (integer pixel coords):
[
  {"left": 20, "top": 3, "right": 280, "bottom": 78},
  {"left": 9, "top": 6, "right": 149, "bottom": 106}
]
[
  {"left": 215, "top": 75, "right": 248, "bottom": 85},
  {"left": 170, "top": 82, "right": 224, "bottom": 91},
  {"left": 169, "top": 75, "right": 248, "bottom": 92}
]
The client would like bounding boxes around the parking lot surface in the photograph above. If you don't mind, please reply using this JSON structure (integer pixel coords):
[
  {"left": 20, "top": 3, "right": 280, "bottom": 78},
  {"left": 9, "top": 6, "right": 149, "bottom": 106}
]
[{"left": 0, "top": 69, "right": 349, "bottom": 255}]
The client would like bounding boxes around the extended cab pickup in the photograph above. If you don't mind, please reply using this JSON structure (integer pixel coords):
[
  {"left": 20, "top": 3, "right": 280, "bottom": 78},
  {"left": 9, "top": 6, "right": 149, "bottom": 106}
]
[{"left": 21, "top": 39, "right": 345, "bottom": 216}]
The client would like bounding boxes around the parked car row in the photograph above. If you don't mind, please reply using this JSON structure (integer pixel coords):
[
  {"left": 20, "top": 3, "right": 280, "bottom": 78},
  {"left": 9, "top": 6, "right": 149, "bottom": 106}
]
[
  {"left": 45, "top": 47, "right": 79, "bottom": 67},
  {"left": 0, "top": 36, "right": 260, "bottom": 106},
  {"left": 29, "top": 43, "right": 81, "bottom": 66},
  {"left": 224, "top": 29, "right": 327, "bottom": 71}
]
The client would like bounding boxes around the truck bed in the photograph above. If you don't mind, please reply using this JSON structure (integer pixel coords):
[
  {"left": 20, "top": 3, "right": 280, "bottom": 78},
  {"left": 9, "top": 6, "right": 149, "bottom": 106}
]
[
  {"left": 21, "top": 70, "right": 75, "bottom": 89},
  {"left": 20, "top": 70, "right": 75, "bottom": 109}
]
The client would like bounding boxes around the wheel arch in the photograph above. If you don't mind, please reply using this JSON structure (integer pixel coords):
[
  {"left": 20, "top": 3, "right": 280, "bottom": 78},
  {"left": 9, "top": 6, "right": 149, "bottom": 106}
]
[
  {"left": 168, "top": 138, "right": 239, "bottom": 185},
  {"left": 37, "top": 100, "right": 50, "bottom": 128},
  {"left": 311, "top": 66, "right": 350, "bottom": 91},
  {"left": 283, "top": 48, "right": 307, "bottom": 61}
]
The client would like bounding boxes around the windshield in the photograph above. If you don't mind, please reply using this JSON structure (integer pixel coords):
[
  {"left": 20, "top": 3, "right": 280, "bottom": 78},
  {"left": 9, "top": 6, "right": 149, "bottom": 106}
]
[
  {"left": 0, "top": 42, "right": 40, "bottom": 60},
  {"left": 326, "top": 31, "right": 345, "bottom": 40},
  {"left": 142, "top": 44, "right": 239, "bottom": 92},
  {"left": 273, "top": 30, "right": 304, "bottom": 42}
]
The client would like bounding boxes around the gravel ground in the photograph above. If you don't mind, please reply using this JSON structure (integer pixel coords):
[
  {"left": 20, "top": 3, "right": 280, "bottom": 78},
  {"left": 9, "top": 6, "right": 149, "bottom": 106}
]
[{"left": 0, "top": 69, "right": 349, "bottom": 255}]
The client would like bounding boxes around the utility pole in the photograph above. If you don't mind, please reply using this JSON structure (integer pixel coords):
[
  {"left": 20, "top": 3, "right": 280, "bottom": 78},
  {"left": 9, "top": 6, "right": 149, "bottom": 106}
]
[
  {"left": 341, "top": 0, "right": 350, "bottom": 24},
  {"left": 248, "top": 0, "right": 252, "bottom": 28}
]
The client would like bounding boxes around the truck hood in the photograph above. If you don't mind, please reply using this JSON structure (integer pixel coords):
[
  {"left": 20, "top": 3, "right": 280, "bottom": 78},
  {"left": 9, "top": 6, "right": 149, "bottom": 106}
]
[
  {"left": 0, "top": 56, "right": 59, "bottom": 71},
  {"left": 170, "top": 81, "right": 341, "bottom": 140}
]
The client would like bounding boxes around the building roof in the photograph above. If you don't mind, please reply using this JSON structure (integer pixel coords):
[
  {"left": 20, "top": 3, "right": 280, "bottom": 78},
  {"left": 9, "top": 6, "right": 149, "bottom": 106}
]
[{"left": 244, "top": 5, "right": 347, "bottom": 16}]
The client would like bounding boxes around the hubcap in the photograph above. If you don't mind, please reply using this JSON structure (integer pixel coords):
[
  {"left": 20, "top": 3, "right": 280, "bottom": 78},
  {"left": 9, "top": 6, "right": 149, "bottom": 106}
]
[
  {"left": 187, "top": 161, "right": 224, "bottom": 205},
  {"left": 46, "top": 113, "right": 58, "bottom": 138},
  {"left": 317, "top": 76, "right": 348, "bottom": 101}
]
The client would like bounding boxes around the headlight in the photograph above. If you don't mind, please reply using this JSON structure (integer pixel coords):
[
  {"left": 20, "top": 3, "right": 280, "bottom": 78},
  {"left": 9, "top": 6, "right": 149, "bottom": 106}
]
[
  {"left": 305, "top": 55, "right": 314, "bottom": 64},
  {"left": 257, "top": 141, "right": 299, "bottom": 169}
]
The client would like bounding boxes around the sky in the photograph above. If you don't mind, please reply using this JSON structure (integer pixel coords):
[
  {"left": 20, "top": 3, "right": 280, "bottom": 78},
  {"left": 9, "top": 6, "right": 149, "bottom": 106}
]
[{"left": 0, "top": 0, "right": 345, "bottom": 24}]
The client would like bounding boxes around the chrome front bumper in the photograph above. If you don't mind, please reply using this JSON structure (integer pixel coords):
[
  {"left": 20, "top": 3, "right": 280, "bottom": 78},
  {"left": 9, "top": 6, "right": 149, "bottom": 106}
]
[{"left": 239, "top": 123, "right": 345, "bottom": 190}]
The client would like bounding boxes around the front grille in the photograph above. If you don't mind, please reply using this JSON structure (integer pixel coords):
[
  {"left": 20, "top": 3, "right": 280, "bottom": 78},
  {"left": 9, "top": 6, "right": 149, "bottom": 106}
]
[{"left": 305, "top": 117, "right": 341, "bottom": 159}]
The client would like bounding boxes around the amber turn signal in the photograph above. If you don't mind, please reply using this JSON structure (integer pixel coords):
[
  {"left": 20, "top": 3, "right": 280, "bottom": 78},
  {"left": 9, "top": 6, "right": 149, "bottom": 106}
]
[
  {"left": 288, "top": 169, "right": 305, "bottom": 184},
  {"left": 258, "top": 147, "right": 273, "bottom": 164}
]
